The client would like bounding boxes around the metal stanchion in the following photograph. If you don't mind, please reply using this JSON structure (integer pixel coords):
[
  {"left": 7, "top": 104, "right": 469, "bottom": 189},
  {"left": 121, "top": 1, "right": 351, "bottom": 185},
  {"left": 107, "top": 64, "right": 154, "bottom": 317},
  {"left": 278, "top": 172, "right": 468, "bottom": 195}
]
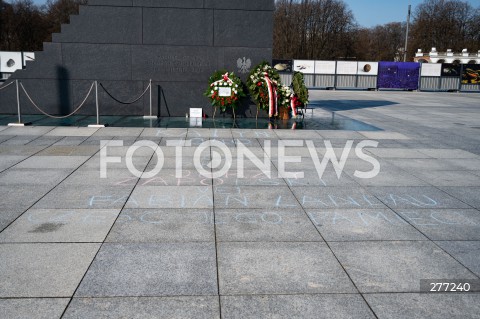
[
  {"left": 144, "top": 79, "right": 157, "bottom": 119},
  {"left": 8, "top": 80, "right": 31, "bottom": 126},
  {"left": 88, "top": 80, "right": 106, "bottom": 128}
]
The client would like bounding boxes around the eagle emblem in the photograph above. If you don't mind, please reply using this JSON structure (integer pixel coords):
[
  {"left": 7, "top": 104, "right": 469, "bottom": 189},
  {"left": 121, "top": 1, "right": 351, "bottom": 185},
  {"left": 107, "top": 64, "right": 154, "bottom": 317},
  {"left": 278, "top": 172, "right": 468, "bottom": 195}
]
[{"left": 237, "top": 57, "right": 251, "bottom": 74}]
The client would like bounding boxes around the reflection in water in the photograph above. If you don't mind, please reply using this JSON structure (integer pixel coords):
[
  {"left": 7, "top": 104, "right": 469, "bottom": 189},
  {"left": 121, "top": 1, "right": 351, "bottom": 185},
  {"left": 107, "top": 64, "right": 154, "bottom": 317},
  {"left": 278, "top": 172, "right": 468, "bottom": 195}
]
[{"left": 0, "top": 111, "right": 381, "bottom": 131}]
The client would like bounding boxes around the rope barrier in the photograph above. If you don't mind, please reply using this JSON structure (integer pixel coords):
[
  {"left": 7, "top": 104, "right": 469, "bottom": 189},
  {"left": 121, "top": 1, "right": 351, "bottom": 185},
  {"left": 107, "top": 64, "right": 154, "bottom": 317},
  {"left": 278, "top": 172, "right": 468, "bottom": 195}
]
[
  {"left": 100, "top": 82, "right": 151, "bottom": 105},
  {"left": 20, "top": 82, "right": 95, "bottom": 119},
  {"left": 0, "top": 81, "right": 15, "bottom": 91}
]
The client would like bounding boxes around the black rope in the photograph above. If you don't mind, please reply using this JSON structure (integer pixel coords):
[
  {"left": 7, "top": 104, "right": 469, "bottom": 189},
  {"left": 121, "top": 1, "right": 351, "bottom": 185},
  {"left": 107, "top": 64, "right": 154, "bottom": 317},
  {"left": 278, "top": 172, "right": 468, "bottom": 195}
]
[{"left": 100, "top": 82, "right": 149, "bottom": 105}]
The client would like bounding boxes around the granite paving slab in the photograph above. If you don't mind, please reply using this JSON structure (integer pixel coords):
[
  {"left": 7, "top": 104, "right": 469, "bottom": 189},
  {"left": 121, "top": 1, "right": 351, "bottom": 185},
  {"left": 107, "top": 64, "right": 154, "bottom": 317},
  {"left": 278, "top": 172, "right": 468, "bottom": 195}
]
[
  {"left": 0, "top": 209, "right": 26, "bottom": 232},
  {"left": 317, "top": 130, "right": 365, "bottom": 139},
  {"left": 82, "top": 153, "right": 152, "bottom": 171},
  {"left": 0, "top": 126, "right": 54, "bottom": 136},
  {"left": 217, "top": 242, "right": 356, "bottom": 294},
  {"left": 25, "top": 136, "right": 63, "bottom": 146},
  {"left": 97, "top": 144, "right": 157, "bottom": 157},
  {"left": 37, "top": 145, "right": 99, "bottom": 156},
  {"left": 232, "top": 138, "right": 263, "bottom": 148},
  {"left": 208, "top": 129, "right": 234, "bottom": 139},
  {"left": 274, "top": 129, "right": 322, "bottom": 139},
  {"left": 133, "top": 169, "right": 214, "bottom": 187},
  {"left": 364, "top": 293, "right": 480, "bottom": 319},
  {"left": 0, "top": 298, "right": 69, "bottom": 319},
  {"left": 0, "top": 185, "right": 53, "bottom": 211},
  {"left": 0, "top": 145, "right": 46, "bottom": 156},
  {"left": 347, "top": 164, "right": 429, "bottom": 187},
  {"left": 230, "top": 129, "right": 277, "bottom": 139},
  {"left": 440, "top": 187, "right": 480, "bottom": 209},
  {"left": 366, "top": 148, "right": 431, "bottom": 159},
  {"left": 436, "top": 241, "right": 480, "bottom": 277},
  {"left": 79, "top": 136, "right": 114, "bottom": 146},
  {"left": 106, "top": 209, "right": 215, "bottom": 243},
  {"left": 359, "top": 131, "right": 410, "bottom": 140},
  {"left": 0, "top": 209, "right": 120, "bottom": 243},
  {"left": 283, "top": 169, "right": 359, "bottom": 187},
  {"left": 75, "top": 243, "right": 217, "bottom": 297},
  {"left": 0, "top": 135, "right": 13, "bottom": 143},
  {"left": 0, "top": 168, "right": 73, "bottom": 186},
  {"left": 1, "top": 136, "right": 40, "bottom": 146},
  {"left": 214, "top": 185, "right": 300, "bottom": 209},
  {"left": 52, "top": 136, "right": 89, "bottom": 146},
  {"left": 126, "top": 186, "right": 213, "bottom": 209},
  {"left": 291, "top": 186, "right": 387, "bottom": 210},
  {"left": 218, "top": 169, "right": 286, "bottom": 187},
  {"left": 33, "top": 184, "right": 134, "bottom": 209},
  {"left": 13, "top": 155, "right": 89, "bottom": 169},
  {"left": 412, "top": 170, "right": 480, "bottom": 187},
  {"left": 141, "top": 128, "right": 188, "bottom": 138},
  {"left": 444, "top": 158, "right": 480, "bottom": 170},
  {"left": 92, "top": 127, "right": 144, "bottom": 137},
  {"left": 45, "top": 127, "right": 98, "bottom": 137},
  {"left": 0, "top": 155, "right": 28, "bottom": 171},
  {"left": 186, "top": 128, "right": 213, "bottom": 138},
  {"left": 395, "top": 209, "right": 480, "bottom": 240},
  {"left": 0, "top": 243, "right": 100, "bottom": 297},
  {"left": 215, "top": 209, "right": 322, "bottom": 242},
  {"left": 307, "top": 209, "right": 427, "bottom": 241},
  {"left": 329, "top": 241, "right": 477, "bottom": 293},
  {"left": 221, "top": 294, "right": 375, "bottom": 319},
  {"left": 417, "top": 148, "right": 479, "bottom": 159},
  {"left": 367, "top": 186, "right": 471, "bottom": 209},
  {"left": 386, "top": 158, "right": 465, "bottom": 171},
  {"left": 62, "top": 297, "right": 220, "bottom": 319},
  {"left": 61, "top": 168, "right": 139, "bottom": 186}
]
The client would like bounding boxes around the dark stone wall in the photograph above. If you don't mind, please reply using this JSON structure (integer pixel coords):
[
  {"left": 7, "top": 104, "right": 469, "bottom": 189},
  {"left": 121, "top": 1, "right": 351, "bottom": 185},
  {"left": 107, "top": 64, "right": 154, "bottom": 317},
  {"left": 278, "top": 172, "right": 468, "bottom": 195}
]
[{"left": 0, "top": 0, "right": 273, "bottom": 117}]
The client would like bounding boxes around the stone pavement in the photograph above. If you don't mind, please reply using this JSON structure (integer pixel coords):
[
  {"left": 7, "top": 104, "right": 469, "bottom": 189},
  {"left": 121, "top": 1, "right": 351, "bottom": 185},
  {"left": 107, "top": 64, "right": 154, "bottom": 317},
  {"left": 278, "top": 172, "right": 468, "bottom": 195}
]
[{"left": 0, "top": 90, "right": 479, "bottom": 318}]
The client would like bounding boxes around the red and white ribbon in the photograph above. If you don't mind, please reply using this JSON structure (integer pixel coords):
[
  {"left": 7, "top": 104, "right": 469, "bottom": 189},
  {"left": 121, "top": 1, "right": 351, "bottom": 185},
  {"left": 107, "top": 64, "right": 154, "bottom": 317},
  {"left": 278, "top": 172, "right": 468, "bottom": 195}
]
[
  {"left": 264, "top": 73, "right": 278, "bottom": 117},
  {"left": 211, "top": 72, "right": 233, "bottom": 87},
  {"left": 290, "top": 94, "right": 298, "bottom": 117}
]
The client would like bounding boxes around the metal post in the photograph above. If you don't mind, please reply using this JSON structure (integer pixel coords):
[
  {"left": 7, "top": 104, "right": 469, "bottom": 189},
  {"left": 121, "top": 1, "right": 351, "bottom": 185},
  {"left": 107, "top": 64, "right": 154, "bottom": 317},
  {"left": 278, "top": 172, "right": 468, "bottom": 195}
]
[
  {"left": 88, "top": 80, "right": 106, "bottom": 127},
  {"left": 404, "top": 5, "right": 411, "bottom": 62},
  {"left": 8, "top": 80, "right": 29, "bottom": 126},
  {"left": 16, "top": 80, "right": 21, "bottom": 124},
  {"left": 144, "top": 79, "right": 157, "bottom": 119}
]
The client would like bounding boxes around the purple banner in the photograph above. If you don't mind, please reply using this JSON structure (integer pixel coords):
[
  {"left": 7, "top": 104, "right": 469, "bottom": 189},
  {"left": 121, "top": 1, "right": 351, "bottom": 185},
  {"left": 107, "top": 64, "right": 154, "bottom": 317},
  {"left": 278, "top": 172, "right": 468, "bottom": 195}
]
[{"left": 378, "top": 62, "right": 420, "bottom": 90}]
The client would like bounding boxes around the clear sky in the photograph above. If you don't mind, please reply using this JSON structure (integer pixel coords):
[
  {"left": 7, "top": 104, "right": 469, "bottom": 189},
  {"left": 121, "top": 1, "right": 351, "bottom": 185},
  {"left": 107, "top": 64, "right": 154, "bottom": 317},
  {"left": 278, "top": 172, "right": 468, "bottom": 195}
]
[
  {"left": 29, "top": 0, "right": 480, "bottom": 28},
  {"left": 346, "top": 0, "right": 480, "bottom": 27}
]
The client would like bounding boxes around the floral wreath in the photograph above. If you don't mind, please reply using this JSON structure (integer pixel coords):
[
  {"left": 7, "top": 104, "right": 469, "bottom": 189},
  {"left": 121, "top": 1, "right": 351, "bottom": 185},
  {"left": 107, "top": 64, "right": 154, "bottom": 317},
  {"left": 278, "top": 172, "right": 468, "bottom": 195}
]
[
  {"left": 278, "top": 84, "right": 303, "bottom": 117},
  {"left": 247, "top": 62, "right": 281, "bottom": 118},
  {"left": 205, "top": 70, "right": 245, "bottom": 117}
]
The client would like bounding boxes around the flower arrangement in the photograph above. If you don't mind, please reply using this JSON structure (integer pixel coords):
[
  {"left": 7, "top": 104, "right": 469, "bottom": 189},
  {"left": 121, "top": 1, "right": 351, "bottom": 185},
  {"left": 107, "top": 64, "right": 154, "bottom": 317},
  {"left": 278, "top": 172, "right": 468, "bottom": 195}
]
[
  {"left": 277, "top": 85, "right": 292, "bottom": 109},
  {"left": 205, "top": 70, "right": 245, "bottom": 118},
  {"left": 247, "top": 61, "right": 281, "bottom": 118}
]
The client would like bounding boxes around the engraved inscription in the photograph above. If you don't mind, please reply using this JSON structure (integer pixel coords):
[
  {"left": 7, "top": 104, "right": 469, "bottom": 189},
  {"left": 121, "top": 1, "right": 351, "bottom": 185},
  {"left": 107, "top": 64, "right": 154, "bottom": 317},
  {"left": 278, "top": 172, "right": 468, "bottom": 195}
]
[{"left": 152, "top": 55, "right": 213, "bottom": 73}]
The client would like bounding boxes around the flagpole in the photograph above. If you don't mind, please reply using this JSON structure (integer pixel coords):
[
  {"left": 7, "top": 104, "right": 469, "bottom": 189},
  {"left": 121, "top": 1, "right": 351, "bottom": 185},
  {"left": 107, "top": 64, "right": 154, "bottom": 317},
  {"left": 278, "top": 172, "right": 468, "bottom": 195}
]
[{"left": 404, "top": 4, "right": 411, "bottom": 62}]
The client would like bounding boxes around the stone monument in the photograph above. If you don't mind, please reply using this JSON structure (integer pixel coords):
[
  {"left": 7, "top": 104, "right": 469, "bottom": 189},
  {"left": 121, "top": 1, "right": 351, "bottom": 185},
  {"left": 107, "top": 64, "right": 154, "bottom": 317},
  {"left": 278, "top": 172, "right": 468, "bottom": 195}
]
[{"left": 0, "top": 0, "right": 273, "bottom": 117}]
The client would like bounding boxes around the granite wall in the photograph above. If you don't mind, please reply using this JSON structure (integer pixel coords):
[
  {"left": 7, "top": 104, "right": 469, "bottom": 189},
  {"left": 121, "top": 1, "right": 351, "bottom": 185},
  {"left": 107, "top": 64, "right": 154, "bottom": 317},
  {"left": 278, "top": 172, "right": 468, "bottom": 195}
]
[{"left": 0, "top": 0, "right": 273, "bottom": 117}]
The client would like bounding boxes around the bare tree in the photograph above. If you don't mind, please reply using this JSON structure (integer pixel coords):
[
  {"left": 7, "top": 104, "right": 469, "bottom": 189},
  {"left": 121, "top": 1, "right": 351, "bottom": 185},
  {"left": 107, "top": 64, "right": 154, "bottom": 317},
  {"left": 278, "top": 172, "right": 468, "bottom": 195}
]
[
  {"left": 410, "top": 0, "right": 480, "bottom": 55},
  {"left": 44, "top": 0, "right": 87, "bottom": 41},
  {"left": 0, "top": 0, "right": 86, "bottom": 51},
  {"left": 274, "top": 0, "right": 357, "bottom": 60},
  {"left": 0, "top": 0, "right": 48, "bottom": 51}
]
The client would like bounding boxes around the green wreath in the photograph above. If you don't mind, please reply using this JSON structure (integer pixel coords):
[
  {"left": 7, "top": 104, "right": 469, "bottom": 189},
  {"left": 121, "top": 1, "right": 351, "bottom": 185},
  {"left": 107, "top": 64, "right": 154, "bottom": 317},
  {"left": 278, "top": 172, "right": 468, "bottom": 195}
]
[{"left": 292, "top": 71, "right": 309, "bottom": 106}]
